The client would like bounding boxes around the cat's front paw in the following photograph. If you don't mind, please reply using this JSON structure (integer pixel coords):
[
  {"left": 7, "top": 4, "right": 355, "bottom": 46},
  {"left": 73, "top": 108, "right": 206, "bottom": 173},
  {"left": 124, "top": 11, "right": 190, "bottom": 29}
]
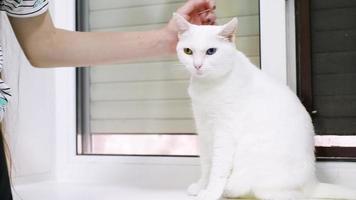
[
  {"left": 196, "top": 189, "right": 222, "bottom": 200},
  {"left": 187, "top": 182, "right": 203, "bottom": 196}
]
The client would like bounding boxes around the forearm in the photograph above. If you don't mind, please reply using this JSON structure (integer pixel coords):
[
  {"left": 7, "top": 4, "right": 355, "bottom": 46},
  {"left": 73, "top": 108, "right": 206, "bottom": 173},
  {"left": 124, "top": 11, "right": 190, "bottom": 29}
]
[
  {"left": 32, "top": 28, "right": 176, "bottom": 67},
  {"left": 10, "top": 12, "right": 177, "bottom": 67}
]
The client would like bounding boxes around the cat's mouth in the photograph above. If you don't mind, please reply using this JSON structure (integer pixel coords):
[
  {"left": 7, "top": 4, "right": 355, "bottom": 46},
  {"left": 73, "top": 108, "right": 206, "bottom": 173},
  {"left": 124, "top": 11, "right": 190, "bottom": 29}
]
[
  {"left": 190, "top": 67, "right": 209, "bottom": 77},
  {"left": 194, "top": 70, "right": 209, "bottom": 78}
]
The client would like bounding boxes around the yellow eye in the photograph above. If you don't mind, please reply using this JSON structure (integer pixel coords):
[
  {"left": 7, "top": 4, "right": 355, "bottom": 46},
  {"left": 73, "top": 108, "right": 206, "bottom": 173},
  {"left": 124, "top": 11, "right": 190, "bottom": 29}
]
[{"left": 183, "top": 48, "right": 193, "bottom": 55}]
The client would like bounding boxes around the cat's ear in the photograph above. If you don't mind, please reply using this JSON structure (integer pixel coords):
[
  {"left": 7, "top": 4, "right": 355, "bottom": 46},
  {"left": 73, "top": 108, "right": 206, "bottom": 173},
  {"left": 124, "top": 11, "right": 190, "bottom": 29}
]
[
  {"left": 219, "top": 17, "right": 238, "bottom": 42},
  {"left": 173, "top": 13, "right": 191, "bottom": 35}
]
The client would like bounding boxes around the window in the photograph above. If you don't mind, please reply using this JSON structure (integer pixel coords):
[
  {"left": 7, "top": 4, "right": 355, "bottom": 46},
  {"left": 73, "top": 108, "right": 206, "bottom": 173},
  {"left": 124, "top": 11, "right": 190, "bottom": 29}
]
[
  {"left": 76, "top": 0, "right": 261, "bottom": 156},
  {"left": 296, "top": 0, "right": 356, "bottom": 160}
]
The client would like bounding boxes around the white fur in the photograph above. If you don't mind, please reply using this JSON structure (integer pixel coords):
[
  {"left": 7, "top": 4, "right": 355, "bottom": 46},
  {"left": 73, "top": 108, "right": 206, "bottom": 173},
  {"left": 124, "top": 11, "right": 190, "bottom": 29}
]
[{"left": 173, "top": 13, "right": 356, "bottom": 200}]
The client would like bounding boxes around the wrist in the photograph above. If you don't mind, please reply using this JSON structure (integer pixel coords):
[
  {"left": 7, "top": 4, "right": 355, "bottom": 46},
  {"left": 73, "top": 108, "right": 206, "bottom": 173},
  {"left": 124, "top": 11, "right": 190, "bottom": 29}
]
[{"left": 159, "top": 25, "right": 178, "bottom": 55}]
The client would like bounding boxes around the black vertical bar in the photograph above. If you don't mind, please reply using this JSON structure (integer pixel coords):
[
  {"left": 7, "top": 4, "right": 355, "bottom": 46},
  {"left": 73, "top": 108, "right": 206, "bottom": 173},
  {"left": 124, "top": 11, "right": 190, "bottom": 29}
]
[
  {"left": 295, "top": 0, "right": 313, "bottom": 113},
  {"left": 76, "top": 0, "right": 92, "bottom": 154}
]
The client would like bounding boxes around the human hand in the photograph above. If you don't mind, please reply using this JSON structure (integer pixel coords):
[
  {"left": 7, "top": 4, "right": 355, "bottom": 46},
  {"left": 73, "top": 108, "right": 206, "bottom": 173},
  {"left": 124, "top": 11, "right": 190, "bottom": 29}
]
[
  {"left": 176, "top": 0, "right": 216, "bottom": 25},
  {"left": 162, "top": 0, "right": 217, "bottom": 52},
  {"left": 167, "top": 0, "right": 216, "bottom": 31}
]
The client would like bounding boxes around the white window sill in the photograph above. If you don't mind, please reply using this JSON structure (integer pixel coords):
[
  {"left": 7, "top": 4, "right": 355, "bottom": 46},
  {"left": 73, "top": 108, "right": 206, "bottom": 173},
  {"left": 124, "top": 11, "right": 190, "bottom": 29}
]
[
  {"left": 13, "top": 181, "right": 326, "bottom": 200},
  {"left": 14, "top": 181, "right": 190, "bottom": 200}
]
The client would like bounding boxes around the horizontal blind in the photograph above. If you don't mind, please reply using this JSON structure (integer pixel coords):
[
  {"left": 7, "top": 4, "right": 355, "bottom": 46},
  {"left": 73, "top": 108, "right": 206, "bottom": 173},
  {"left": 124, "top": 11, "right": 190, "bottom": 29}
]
[
  {"left": 88, "top": 0, "right": 260, "bottom": 134},
  {"left": 310, "top": 0, "right": 356, "bottom": 135}
]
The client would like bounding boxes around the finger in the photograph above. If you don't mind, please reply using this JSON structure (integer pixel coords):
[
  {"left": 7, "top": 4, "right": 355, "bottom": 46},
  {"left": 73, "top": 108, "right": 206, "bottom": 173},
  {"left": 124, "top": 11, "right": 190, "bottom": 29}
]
[
  {"left": 200, "top": 11, "right": 216, "bottom": 25},
  {"left": 199, "top": 11, "right": 209, "bottom": 24},
  {"left": 191, "top": 13, "right": 203, "bottom": 25},
  {"left": 205, "top": 12, "right": 217, "bottom": 25},
  {"left": 177, "top": 0, "right": 210, "bottom": 18},
  {"left": 208, "top": 0, "right": 216, "bottom": 10}
]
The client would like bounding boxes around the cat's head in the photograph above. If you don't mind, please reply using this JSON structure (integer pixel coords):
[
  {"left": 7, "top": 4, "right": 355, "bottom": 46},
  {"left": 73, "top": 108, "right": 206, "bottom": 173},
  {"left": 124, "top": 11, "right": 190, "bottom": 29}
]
[{"left": 174, "top": 13, "right": 238, "bottom": 79}]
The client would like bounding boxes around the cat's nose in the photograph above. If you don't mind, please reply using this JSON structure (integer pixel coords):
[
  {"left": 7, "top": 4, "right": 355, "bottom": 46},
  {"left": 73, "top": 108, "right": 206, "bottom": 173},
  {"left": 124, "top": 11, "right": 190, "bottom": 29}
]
[{"left": 194, "top": 64, "right": 202, "bottom": 70}]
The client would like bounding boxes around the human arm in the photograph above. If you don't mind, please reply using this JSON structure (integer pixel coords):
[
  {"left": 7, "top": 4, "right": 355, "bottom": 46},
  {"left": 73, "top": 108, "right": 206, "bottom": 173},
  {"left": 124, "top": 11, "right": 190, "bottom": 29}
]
[{"left": 9, "top": 0, "right": 216, "bottom": 68}]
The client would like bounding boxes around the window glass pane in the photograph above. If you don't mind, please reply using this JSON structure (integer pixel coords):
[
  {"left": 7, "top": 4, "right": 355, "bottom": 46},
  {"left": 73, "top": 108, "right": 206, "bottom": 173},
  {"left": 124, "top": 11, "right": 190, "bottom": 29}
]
[
  {"left": 310, "top": 0, "right": 356, "bottom": 135},
  {"left": 78, "top": 0, "right": 260, "bottom": 155},
  {"left": 92, "top": 134, "right": 198, "bottom": 156}
]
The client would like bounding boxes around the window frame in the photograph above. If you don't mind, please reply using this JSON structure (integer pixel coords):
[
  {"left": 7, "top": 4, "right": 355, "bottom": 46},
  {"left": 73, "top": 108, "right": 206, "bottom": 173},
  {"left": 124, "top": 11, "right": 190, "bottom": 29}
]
[
  {"left": 295, "top": 0, "right": 356, "bottom": 161},
  {"left": 49, "top": 0, "right": 356, "bottom": 189},
  {"left": 76, "top": 0, "right": 92, "bottom": 154}
]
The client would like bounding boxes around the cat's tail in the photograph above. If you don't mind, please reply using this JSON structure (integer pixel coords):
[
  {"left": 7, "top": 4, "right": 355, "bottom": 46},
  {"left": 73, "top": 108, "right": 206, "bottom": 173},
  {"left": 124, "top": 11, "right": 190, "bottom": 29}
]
[{"left": 304, "top": 182, "right": 356, "bottom": 200}]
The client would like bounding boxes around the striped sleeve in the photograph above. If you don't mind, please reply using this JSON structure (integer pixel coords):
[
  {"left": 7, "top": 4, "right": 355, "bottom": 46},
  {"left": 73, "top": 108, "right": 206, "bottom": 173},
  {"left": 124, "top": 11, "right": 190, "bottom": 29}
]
[{"left": 1, "top": 0, "right": 49, "bottom": 18}]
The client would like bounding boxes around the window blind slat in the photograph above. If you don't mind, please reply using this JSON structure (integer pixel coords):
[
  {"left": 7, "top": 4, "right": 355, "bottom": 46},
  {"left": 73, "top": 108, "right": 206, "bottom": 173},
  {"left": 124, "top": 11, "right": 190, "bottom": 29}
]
[
  {"left": 91, "top": 100, "right": 193, "bottom": 119},
  {"left": 91, "top": 119, "right": 195, "bottom": 134},
  {"left": 236, "top": 36, "right": 260, "bottom": 57},
  {"left": 91, "top": 80, "right": 190, "bottom": 101},
  {"left": 90, "top": 61, "right": 189, "bottom": 83},
  {"left": 90, "top": 3, "right": 180, "bottom": 29},
  {"left": 89, "top": 0, "right": 184, "bottom": 11}
]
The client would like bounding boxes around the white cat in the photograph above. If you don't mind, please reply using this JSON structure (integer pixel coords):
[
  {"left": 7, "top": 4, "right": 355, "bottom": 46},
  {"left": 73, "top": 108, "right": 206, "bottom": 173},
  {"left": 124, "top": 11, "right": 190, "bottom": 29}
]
[{"left": 174, "top": 13, "right": 356, "bottom": 200}]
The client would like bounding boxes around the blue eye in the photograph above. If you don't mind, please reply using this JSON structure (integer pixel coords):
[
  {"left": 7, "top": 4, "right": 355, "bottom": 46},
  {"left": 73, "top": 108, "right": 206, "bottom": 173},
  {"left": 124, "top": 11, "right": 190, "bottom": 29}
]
[{"left": 206, "top": 48, "right": 217, "bottom": 55}]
